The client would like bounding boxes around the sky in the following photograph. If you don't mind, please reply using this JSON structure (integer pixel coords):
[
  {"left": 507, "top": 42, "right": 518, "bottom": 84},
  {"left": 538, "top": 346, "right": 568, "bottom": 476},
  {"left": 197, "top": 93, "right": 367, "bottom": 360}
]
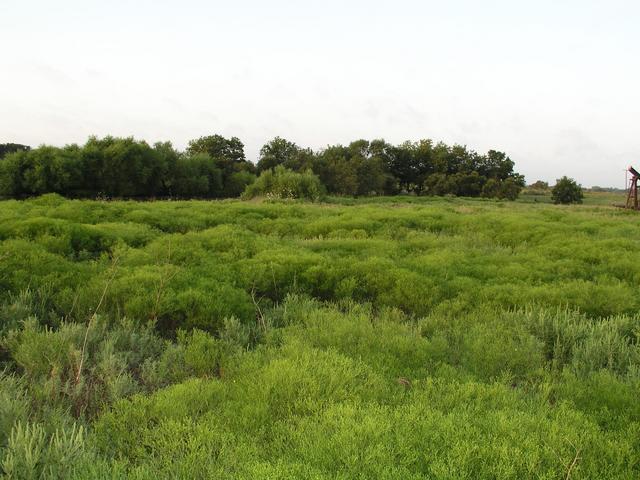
[{"left": 1, "top": 0, "right": 639, "bottom": 187}]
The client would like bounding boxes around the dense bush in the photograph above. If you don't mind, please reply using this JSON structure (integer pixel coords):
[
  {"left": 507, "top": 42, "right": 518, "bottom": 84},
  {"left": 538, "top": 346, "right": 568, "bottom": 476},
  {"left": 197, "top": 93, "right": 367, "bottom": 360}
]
[
  {"left": 2, "top": 314, "right": 166, "bottom": 418},
  {"left": 480, "top": 177, "right": 523, "bottom": 200},
  {"left": 552, "top": 176, "right": 584, "bottom": 204},
  {"left": 242, "top": 166, "right": 325, "bottom": 201}
]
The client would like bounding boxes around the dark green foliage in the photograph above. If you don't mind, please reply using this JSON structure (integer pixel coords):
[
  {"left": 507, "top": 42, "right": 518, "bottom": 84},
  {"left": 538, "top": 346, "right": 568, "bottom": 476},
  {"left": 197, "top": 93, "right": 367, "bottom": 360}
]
[
  {"left": 186, "top": 135, "right": 256, "bottom": 197},
  {"left": 223, "top": 171, "right": 257, "bottom": 198},
  {"left": 171, "top": 153, "right": 224, "bottom": 198},
  {"left": 187, "top": 134, "right": 246, "bottom": 164},
  {"left": 0, "top": 149, "right": 29, "bottom": 197},
  {"left": 0, "top": 135, "right": 524, "bottom": 200},
  {"left": 0, "top": 143, "right": 30, "bottom": 159},
  {"left": 0, "top": 136, "right": 256, "bottom": 200},
  {"left": 306, "top": 138, "right": 523, "bottom": 198},
  {"left": 481, "top": 177, "right": 525, "bottom": 200},
  {"left": 257, "top": 137, "right": 312, "bottom": 173},
  {"left": 552, "top": 176, "right": 584, "bottom": 204}
]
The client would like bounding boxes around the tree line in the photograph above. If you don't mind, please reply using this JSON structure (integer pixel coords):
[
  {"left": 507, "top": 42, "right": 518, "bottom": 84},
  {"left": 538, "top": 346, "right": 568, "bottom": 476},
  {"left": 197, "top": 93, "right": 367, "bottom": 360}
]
[
  {"left": 0, "top": 143, "right": 30, "bottom": 158},
  {"left": 0, "top": 135, "right": 525, "bottom": 199}
]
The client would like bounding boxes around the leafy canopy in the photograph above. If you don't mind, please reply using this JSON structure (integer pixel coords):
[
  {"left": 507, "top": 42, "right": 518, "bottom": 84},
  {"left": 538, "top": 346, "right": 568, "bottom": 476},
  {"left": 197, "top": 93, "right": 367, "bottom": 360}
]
[{"left": 552, "top": 176, "right": 584, "bottom": 204}]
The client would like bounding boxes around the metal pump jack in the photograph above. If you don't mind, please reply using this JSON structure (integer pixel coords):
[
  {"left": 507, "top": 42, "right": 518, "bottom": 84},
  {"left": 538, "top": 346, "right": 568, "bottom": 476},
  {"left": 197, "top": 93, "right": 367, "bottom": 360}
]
[{"left": 627, "top": 166, "right": 640, "bottom": 210}]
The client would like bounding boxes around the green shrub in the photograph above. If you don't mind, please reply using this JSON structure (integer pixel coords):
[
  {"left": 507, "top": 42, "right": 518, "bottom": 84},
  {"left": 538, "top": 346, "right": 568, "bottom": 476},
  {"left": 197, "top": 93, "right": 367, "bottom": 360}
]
[
  {"left": 460, "top": 319, "right": 545, "bottom": 381},
  {"left": 552, "top": 176, "right": 584, "bottom": 204},
  {"left": 142, "top": 329, "right": 229, "bottom": 389},
  {"left": 2, "top": 316, "right": 165, "bottom": 418},
  {"left": 0, "top": 373, "right": 30, "bottom": 448},
  {"left": 2, "top": 422, "right": 87, "bottom": 479},
  {"left": 242, "top": 166, "right": 325, "bottom": 201},
  {"left": 481, "top": 177, "right": 523, "bottom": 200}
]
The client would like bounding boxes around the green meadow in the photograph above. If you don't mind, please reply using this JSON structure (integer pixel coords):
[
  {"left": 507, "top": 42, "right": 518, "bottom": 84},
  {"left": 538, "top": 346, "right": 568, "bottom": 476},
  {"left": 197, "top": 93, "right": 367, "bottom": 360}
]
[{"left": 1, "top": 192, "right": 639, "bottom": 479}]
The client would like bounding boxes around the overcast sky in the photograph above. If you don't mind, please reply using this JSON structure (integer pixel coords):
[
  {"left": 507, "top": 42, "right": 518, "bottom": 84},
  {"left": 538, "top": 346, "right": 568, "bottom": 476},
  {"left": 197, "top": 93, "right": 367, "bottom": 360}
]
[{"left": 1, "top": 0, "right": 638, "bottom": 187}]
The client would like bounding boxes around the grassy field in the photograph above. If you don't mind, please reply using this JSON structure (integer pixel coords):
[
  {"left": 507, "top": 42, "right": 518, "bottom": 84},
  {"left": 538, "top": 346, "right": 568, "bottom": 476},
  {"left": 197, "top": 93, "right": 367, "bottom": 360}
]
[
  {"left": 1, "top": 193, "right": 639, "bottom": 478},
  {"left": 517, "top": 191, "right": 626, "bottom": 206}
]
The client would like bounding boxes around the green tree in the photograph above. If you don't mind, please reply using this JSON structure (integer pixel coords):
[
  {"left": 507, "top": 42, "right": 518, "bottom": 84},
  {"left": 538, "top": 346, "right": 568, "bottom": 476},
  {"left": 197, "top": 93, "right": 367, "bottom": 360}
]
[
  {"left": 388, "top": 141, "right": 424, "bottom": 193},
  {"left": 0, "top": 150, "right": 28, "bottom": 197},
  {"left": 187, "top": 135, "right": 255, "bottom": 196},
  {"left": 346, "top": 140, "right": 389, "bottom": 196},
  {"left": 84, "top": 137, "right": 165, "bottom": 197},
  {"left": 355, "top": 156, "right": 388, "bottom": 196},
  {"left": 480, "top": 177, "right": 523, "bottom": 200},
  {"left": 224, "top": 171, "right": 256, "bottom": 197},
  {"left": 450, "top": 172, "right": 485, "bottom": 197},
  {"left": 186, "top": 134, "right": 246, "bottom": 163},
  {"left": 173, "top": 153, "right": 223, "bottom": 198},
  {"left": 312, "top": 145, "right": 358, "bottom": 195},
  {"left": 369, "top": 139, "right": 399, "bottom": 194},
  {"left": 481, "top": 178, "right": 501, "bottom": 198},
  {"left": 423, "top": 173, "right": 452, "bottom": 196},
  {"left": 0, "top": 143, "right": 30, "bottom": 159},
  {"left": 479, "top": 150, "right": 516, "bottom": 180},
  {"left": 21, "top": 146, "right": 82, "bottom": 195},
  {"left": 552, "top": 176, "right": 584, "bottom": 204},
  {"left": 153, "top": 142, "right": 180, "bottom": 196},
  {"left": 498, "top": 177, "right": 523, "bottom": 200},
  {"left": 257, "top": 137, "right": 301, "bottom": 172}
]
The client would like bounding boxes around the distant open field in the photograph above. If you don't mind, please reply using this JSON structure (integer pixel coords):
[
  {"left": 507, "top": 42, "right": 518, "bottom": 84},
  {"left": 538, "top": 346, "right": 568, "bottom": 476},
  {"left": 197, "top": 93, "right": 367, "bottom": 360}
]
[
  {"left": 1, "top": 194, "right": 639, "bottom": 478},
  {"left": 518, "top": 190, "right": 627, "bottom": 206},
  {"left": 325, "top": 190, "right": 627, "bottom": 206}
]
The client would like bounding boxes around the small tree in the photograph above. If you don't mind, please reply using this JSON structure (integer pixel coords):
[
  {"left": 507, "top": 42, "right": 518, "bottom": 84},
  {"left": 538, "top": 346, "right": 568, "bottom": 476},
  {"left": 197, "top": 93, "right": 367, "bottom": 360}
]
[
  {"left": 498, "top": 178, "right": 523, "bottom": 200},
  {"left": 479, "top": 178, "right": 522, "bottom": 200},
  {"left": 552, "top": 176, "right": 583, "bottom": 204}
]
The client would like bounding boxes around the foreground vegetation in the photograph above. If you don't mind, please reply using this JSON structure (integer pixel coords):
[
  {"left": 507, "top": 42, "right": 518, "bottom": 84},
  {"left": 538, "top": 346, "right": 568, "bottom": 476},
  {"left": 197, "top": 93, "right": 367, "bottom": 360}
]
[{"left": 1, "top": 193, "right": 638, "bottom": 478}]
